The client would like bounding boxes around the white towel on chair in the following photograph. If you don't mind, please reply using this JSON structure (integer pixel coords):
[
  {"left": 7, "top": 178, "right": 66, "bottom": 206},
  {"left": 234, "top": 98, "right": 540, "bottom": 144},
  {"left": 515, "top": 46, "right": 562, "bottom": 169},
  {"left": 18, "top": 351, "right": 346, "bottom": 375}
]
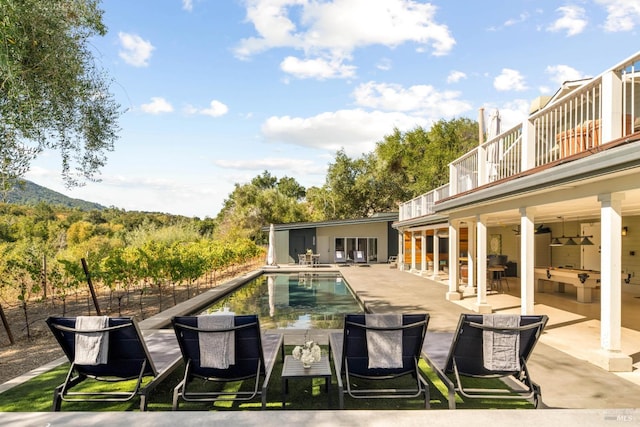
[
  {"left": 198, "top": 315, "right": 235, "bottom": 369},
  {"left": 74, "top": 316, "right": 109, "bottom": 365},
  {"left": 366, "top": 314, "right": 403, "bottom": 369},
  {"left": 482, "top": 314, "right": 521, "bottom": 371}
]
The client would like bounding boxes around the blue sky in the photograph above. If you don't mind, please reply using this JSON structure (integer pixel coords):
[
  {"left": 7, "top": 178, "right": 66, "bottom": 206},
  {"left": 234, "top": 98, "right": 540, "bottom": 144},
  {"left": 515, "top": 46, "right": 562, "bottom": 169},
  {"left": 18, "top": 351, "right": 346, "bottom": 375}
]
[{"left": 26, "top": 0, "right": 640, "bottom": 218}]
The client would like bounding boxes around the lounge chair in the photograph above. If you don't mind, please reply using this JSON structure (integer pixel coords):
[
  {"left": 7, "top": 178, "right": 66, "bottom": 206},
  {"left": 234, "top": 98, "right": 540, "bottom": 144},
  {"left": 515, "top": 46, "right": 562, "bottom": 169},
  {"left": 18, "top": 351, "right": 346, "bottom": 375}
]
[
  {"left": 45, "top": 316, "right": 182, "bottom": 411},
  {"left": 171, "top": 314, "right": 284, "bottom": 410},
  {"left": 329, "top": 313, "right": 430, "bottom": 409},
  {"left": 353, "top": 250, "right": 367, "bottom": 265},
  {"left": 334, "top": 250, "right": 347, "bottom": 264},
  {"left": 422, "top": 313, "right": 548, "bottom": 409}
]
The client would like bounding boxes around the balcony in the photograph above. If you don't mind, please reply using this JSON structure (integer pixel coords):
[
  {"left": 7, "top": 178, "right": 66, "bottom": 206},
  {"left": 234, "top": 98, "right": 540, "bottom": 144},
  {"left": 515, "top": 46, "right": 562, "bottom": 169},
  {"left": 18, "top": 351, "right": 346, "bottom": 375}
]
[{"left": 399, "top": 51, "right": 640, "bottom": 223}]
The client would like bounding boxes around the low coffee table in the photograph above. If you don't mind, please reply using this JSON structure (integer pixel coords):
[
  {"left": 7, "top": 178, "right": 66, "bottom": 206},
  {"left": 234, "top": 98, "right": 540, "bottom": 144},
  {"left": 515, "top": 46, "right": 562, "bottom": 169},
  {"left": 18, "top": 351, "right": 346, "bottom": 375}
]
[{"left": 281, "top": 355, "right": 331, "bottom": 408}]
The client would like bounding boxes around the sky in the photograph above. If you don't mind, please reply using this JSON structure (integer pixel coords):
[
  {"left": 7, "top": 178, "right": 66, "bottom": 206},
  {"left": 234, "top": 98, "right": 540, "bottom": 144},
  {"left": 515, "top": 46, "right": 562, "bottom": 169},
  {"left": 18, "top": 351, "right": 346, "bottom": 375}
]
[{"left": 25, "top": 0, "right": 640, "bottom": 219}]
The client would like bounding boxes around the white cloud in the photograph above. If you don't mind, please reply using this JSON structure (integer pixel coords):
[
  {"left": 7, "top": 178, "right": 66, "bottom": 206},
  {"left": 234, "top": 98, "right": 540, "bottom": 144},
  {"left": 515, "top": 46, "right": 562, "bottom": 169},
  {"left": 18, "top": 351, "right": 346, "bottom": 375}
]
[
  {"left": 376, "top": 58, "right": 392, "bottom": 71},
  {"left": 596, "top": 0, "right": 640, "bottom": 32},
  {"left": 235, "top": 0, "right": 455, "bottom": 79},
  {"left": 182, "top": 0, "right": 193, "bottom": 11},
  {"left": 494, "top": 68, "right": 528, "bottom": 92},
  {"left": 201, "top": 100, "right": 229, "bottom": 117},
  {"left": 118, "top": 32, "right": 155, "bottom": 67},
  {"left": 140, "top": 97, "right": 174, "bottom": 114},
  {"left": 185, "top": 100, "right": 229, "bottom": 117},
  {"left": 504, "top": 12, "right": 530, "bottom": 27},
  {"left": 545, "top": 64, "right": 587, "bottom": 85},
  {"left": 261, "top": 109, "right": 430, "bottom": 157},
  {"left": 547, "top": 6, "right": 587, "bottom": 36},
  {"left": 213, "top": 157, "right": 325, "bottom": 180},
  {"left": 447, "top": 70, "right": 467, "bottom": 83},
  {"left": 280, "top": 56, "right": 356, "bottom": 79},
  {"left": 353, "top": 81, "right": 472, "bottom": 117}
]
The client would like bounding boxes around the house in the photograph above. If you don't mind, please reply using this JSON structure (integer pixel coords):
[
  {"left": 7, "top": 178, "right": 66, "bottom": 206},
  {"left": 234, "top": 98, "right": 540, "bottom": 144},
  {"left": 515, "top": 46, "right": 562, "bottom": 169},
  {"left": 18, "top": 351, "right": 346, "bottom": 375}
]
[
  {"left": 394, "top": 51, "right": 640, "bottom": 372},
  {"left": 265, "top": 212, "right": 398, "bottom": 265}
]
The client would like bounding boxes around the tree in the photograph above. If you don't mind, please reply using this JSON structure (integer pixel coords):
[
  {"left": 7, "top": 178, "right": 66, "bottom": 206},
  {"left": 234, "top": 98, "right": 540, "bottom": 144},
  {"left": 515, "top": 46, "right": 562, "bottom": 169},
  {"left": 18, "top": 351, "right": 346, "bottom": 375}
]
[
  {"left": 375, "top": 120, "right": 478, "bottom": 197},
  {"left": 1, "top": 0, "right": 121, "bottom": 189},
  {"left": 0, "top": 139, "right": 38, "bottom": 202},
  {"left": 215, "top": 172, "right": 309, "bottom": 240}
]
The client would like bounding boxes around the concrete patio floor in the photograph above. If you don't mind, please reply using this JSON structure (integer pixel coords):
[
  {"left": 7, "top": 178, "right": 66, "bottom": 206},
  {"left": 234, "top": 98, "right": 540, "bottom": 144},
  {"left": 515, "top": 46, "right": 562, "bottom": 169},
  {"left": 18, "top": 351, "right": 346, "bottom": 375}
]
[{"left": 1, "top": 263, "right": 639, "bottom": 426}]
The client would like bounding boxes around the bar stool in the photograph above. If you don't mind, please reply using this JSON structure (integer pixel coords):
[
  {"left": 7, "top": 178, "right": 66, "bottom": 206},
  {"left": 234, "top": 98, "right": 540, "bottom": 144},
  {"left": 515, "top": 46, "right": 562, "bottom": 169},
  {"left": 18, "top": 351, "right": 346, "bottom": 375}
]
[{"left": 488, "top": 265, "right": 509, "bottom": 292}]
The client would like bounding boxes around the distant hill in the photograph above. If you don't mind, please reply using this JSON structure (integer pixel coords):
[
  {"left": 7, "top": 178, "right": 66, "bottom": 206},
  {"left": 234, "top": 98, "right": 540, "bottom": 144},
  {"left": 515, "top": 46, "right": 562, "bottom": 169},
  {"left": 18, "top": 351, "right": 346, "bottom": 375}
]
[{"left": 6, "top": 180, "right": 105, "bottom": 211}]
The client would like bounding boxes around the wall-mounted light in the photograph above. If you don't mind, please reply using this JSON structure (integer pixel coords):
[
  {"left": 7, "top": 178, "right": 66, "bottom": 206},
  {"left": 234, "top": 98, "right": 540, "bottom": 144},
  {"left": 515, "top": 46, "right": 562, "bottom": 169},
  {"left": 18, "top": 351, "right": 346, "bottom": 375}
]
[{"left": 622, "top": 227, "right": 628, "bottom": 236}]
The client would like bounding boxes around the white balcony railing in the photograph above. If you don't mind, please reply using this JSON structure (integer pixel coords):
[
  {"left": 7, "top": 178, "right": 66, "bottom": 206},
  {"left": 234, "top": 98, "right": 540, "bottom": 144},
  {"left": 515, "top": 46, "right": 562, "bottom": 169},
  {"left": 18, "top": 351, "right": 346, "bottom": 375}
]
[{"left": 399, "top": 51, "right": 640, "bottom": 223}]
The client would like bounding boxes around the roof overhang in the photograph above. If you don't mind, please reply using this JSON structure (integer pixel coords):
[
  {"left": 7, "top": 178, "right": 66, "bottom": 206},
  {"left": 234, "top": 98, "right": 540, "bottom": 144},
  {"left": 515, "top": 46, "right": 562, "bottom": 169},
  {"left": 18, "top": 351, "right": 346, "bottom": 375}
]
[{"left": 262, "top": 212, "right": 399, "bottom": 232}]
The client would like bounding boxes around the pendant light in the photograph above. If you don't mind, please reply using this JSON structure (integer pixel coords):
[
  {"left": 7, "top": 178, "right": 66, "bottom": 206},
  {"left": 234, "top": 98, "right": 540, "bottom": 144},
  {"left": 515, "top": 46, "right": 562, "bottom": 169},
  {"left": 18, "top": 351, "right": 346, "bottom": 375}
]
[{"left": 579, "top": 236, "right": 594, "bottom": 245}]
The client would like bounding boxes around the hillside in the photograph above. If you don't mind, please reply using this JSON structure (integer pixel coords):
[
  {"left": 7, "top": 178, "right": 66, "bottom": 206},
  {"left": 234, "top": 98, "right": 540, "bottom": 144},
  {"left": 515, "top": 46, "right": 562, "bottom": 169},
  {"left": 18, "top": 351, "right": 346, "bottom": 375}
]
[{"left": 6, "top": 180, "right": 105, "bottom": 211}]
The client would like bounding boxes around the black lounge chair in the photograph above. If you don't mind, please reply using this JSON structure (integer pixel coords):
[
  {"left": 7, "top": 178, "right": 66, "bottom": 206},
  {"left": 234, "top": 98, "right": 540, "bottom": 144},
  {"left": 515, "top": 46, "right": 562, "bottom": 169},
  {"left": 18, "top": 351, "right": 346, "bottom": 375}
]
[
  {"left": 422, "top": 313, "right": 548, "bottom": 409},
  {"left": 46, "top": 316, "right": 182, "bottom": 411},
  {"left": 171, "top": 315, "right": 283, "bottom": 410},
  {"left": 329, "top": 313, "right": 430, "bottom": 409}
]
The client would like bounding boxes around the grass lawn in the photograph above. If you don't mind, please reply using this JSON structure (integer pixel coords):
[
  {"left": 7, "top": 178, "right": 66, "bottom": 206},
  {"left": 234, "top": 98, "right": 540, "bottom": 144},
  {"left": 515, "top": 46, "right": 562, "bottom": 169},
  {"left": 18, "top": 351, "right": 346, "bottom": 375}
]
[{"left": 0, "top": 346, "right": 534, "bottom": 412}]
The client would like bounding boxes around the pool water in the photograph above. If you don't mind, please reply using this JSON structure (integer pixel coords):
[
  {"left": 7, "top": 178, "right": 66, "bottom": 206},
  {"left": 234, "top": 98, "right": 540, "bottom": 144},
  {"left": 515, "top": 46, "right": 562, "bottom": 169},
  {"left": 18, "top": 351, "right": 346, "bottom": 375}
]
[{"left": 200, "top": 272, "right": 364, "bottom": 329}]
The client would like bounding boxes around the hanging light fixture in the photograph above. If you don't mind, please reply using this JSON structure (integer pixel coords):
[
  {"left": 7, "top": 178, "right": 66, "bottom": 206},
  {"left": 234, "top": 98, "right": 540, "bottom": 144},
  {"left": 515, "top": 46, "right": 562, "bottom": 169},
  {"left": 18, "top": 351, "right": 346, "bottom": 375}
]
[
  {"left": 580, "top": 236, "right": 594, "bottom": 245},
  {"left": 550, "top": 216, "right": 567, "bottom": 246},
  {"left": 575, "top": 218, "right": 594, "bottom": 245},
  {"left": 564, "top": 236, "right": 578, "bottom": 245},
  {"left": 550, "top": 237, "right": 563, "bottom": 246}
]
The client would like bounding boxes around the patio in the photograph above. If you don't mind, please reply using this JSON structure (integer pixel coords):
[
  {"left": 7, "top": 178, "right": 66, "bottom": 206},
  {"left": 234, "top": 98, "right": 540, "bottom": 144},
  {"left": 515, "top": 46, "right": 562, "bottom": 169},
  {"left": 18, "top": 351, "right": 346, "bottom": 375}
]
[{"left": 1, "top": 264, "right": 639, "bottom": 425}]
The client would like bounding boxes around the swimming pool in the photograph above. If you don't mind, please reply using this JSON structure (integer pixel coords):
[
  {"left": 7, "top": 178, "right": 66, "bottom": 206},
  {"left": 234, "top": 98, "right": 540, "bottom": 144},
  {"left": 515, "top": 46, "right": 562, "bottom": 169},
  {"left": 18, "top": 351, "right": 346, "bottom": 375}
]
[{"left": 199, "top": 272, "right": 364, "bottom": 329}]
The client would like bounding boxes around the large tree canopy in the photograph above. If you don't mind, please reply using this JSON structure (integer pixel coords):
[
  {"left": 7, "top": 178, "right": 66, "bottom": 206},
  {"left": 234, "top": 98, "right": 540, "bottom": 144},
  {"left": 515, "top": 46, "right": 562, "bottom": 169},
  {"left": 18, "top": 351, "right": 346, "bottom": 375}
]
[
  {"left": 1, "top": 0, "right": 120, "bottom": 188},
  {"left": 309, "top": 118, "right": 479, "bottom": 220}
]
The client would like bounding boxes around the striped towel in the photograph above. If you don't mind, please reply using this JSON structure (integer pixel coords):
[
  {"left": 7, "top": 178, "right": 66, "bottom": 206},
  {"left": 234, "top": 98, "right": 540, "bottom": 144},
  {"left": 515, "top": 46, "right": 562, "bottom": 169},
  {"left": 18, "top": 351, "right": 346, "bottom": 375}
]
[
  {"left": 366, "top": 314, "right": 403, "bottom": 369},
  {"left": 482, "top": 314, "right": 521, "bottom": 371},
  {"left": 74, "top": 316, "right": 109, "bottom": 365},
  {"left": 198, "top": 315, "right": 235, "bottom": 369}
]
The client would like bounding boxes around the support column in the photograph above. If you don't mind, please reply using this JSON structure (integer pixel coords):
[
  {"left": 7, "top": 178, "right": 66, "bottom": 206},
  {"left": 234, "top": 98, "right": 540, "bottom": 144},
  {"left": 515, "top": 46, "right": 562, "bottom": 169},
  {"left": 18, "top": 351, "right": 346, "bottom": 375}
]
[
  {"left": 432, "top": 232, "right": 440, "bottom": 280},
  {"left": 463, "top": 220, "right": 477, "bottom": 296},
  {"left": 520, "top": 207, "right": 535, "bottom": 314},
  {"left": 474, "top": 215, "right": 491, "bottom": 313},
  {"left": 411, "top": 231, "right": 416, "bottom": 271},
  {"left": 593, "top": 193, "right": 631, "bottom": 371},
  {"left": 398, "top": 232, "right": 404, "bottom": 271},
  {"left": 421, "top": 230, "right": 427, "bottom": 272},
  {"left": 447, "top": 221, "right": 461, "bottom": 301}
]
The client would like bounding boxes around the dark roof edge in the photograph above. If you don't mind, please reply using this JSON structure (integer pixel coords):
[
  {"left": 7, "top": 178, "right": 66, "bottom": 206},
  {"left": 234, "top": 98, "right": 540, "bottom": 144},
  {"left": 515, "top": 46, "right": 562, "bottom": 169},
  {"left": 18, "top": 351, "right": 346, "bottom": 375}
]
[{"left": 263, "top": 212, "right": 399, "bottom": 231}]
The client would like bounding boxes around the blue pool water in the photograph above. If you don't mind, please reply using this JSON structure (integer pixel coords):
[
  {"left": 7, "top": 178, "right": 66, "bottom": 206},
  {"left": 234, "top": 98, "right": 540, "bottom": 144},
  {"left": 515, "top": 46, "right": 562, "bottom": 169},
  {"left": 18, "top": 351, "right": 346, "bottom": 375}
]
[{"left": 199, "top": 272, "right": 364, "bottom": 329}]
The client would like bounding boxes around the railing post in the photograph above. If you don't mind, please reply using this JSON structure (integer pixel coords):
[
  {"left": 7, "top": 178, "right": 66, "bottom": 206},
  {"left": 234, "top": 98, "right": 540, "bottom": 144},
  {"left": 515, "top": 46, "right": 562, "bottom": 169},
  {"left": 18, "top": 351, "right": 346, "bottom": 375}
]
[
  {"left": 449, "top": 163, "right": 457, "bottom": 195},
  {"left": 521, "top": 119, "right": 535, "bottom": 172},
  {"left": 477, "top": 145, "right": 487, "bottom": 186},
  {"left": 601, "top": 70, "right": 623, "bottom": 143}
]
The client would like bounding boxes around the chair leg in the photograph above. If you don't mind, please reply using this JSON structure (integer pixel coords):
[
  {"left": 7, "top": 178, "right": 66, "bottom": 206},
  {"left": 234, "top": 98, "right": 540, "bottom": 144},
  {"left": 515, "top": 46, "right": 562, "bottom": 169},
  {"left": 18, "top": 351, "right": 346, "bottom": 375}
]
[
  {"left": 52, "top": 385, "right": 63, "bottom": 412},
  {"left": 172, "top": 380, "right": 184, "bottom": 411}
]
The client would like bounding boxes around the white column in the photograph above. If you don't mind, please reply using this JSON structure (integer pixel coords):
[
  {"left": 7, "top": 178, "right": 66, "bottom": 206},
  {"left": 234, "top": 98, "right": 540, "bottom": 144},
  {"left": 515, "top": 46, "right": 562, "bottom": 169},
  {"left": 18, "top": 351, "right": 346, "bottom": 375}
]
[
  {"left": 447, "top": 221, "right": 461, "bottom": 301},
  {"left": 411, "top": 231, "right": 416, "bottom": 271},
  {"left": 432, "top": 232, "right": 440, "bottom": 279},
  {"left": 477, "top": 145, "right": 487, "bottom": 187},
  {"left": 594, "top": 193, "right": 631, "bottom": 371},
  {"left": 601, "top": 71, "right": 623, "bottom": 143},
  {"left": 520, "top": 207, "right": 535, "bottom": 314},
  {"left": 474, "top": 215, "right": 491, "bottom": 313},
  {"left": 421, "top": 230, "right": 427, "bottom": 272},
  {"left": 521, "top": 119, "right": 535, "bottom": 172},
  {"left": 463, "top": 220, "right": 477, "bottom": 296},
  {"left": 398, "top": 232, "right": 404, "bottom": 271}
]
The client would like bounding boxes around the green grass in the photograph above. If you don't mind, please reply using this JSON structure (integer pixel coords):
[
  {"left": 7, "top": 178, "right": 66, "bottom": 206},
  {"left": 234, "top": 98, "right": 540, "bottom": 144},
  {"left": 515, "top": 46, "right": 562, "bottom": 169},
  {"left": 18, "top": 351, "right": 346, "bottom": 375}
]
[{"left": 0, "top": 346, "right": 534, "bottom": 412}]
